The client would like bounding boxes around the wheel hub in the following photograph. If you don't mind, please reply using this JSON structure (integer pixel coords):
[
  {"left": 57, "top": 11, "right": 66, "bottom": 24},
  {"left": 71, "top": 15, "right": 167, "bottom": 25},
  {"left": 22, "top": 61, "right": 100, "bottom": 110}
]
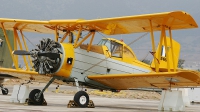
[
  {"left": 34, "top": 92, "right": 41, "bottom": 102},
  {"left": 79, "top": 96, "right": 87, "bottom": 105}
]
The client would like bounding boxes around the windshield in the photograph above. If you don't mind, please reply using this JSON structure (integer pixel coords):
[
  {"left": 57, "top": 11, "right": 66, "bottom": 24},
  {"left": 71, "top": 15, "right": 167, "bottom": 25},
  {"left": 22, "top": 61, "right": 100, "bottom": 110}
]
[
  {"left": 110, "top": 41, "right": 122, "bottom": 58},
  {"left": 98, "top": 39, "right": 122, "bottom": 58},
  {"left": 98, "top": 39, "right": 111, "bottom": 51}
]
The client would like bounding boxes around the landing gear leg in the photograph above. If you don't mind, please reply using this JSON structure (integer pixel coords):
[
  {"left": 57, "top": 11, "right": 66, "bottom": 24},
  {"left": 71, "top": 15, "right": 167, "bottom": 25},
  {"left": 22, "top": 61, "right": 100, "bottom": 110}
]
[
  {"left": 27, "top": 77, "right": 55, "bottom": 105},
  {"left": 0, "top": 84, "right": 8, "bottom": 95},
  {"left": 74, "top": 78, "right": 80, "bottom": 91},
  {"left": 67, "top": 78, "right": 94, "bottom": 108}
]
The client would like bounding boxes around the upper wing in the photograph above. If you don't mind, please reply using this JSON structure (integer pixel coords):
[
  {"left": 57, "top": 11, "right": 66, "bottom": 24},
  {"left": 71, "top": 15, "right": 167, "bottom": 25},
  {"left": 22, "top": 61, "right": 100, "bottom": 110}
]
[
  {"left": 87, "top": 70, "right": 200, "bottom": 90},
  {"left": 0, "top": 18, "right": 79, "bottom": 34},
  {"left": 50, "top": 11, "right": 198, "bottom": 35},
  {"left": 0, "top": 18, "right": 52, "bottom": 33},
  {"left": 0, "top": 11, "right": 198, "bottom": 35}
]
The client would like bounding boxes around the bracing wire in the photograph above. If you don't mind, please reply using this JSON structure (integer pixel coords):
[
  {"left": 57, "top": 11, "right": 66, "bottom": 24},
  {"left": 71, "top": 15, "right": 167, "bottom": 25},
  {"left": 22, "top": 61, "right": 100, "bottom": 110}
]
[
  {"left": 97, "top": 31, "right": 108, "bottom": 39},
  {"left": 128, "top": 32, "right": 148, "bottom": 46},
  {"left": 141, "top": 52, "right": 150, "bottom": 62},
  {"left": 21, "top": 33, "right": 37, "bottom": 48}
]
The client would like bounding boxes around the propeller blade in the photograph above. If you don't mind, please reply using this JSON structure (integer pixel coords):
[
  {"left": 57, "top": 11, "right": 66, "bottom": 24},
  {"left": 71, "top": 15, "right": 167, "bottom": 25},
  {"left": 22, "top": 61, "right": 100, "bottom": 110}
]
[
  {"left": 38, "top": 53, "right": 60, "bottom": 59},
  {"left": 12, "top": 50, "right": 31, "bottom": 55}
]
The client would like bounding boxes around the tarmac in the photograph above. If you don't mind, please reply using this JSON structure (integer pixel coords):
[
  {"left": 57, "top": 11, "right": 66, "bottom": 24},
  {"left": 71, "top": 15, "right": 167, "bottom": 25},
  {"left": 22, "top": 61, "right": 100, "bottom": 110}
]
[{"left": 0, "top": 85, "right": 200, "bottom": 112}]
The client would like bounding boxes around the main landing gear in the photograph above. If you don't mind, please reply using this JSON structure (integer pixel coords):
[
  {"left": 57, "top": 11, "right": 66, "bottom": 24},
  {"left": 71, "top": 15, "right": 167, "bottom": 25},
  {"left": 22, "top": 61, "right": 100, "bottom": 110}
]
[
  {"left": 26, "top": 77, "right": 55, "bottom": 105},
  {"left": 67, "top": 78, "right": 94, "bottom": 108},
  {"left": 74, "top": 91, "right": 89, "bottom": 107},
  {"left": 26, "top": 77, "right": 94, "bottom": 108},
  {"left": 0, "top": 84, "right": 9, "bottom": 95}
]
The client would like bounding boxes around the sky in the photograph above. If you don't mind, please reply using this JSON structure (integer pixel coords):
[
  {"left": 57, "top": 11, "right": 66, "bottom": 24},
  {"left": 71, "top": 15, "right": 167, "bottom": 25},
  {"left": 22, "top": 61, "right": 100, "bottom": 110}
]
[
  {"left": 0, "top": 1, "right": 199, "bottom": 19},
  {"left": 1, "top": 0, "right": 199, "bottom": 37},
  {"left": 0, "top": 0, "right": 200, "bottom": 65}
]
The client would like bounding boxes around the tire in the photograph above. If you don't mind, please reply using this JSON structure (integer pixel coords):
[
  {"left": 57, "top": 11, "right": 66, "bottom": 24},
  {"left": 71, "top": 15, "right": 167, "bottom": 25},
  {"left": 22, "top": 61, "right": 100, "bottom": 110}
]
[
  {"left": 2, "top": 88, "right": 8, "bottom": 95},
  {"left": 29, "top": 89, "right": 44, "bottom": 105},
  {"left": 74, "top": 91, "right": 89, "bottom": 108}
]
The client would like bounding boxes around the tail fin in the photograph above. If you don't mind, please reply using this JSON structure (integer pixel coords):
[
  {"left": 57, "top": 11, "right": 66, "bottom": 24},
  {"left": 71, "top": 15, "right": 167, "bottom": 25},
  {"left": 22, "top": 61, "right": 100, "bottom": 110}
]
[{"left": 151, "top": 37, "right": 180, "bottom": 72}]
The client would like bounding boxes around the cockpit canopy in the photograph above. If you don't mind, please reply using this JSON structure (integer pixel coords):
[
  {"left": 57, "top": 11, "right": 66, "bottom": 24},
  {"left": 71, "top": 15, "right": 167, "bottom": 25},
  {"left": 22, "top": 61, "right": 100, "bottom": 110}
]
[{"left": 98, "top": 38, "right": 136, "bottom": 59}]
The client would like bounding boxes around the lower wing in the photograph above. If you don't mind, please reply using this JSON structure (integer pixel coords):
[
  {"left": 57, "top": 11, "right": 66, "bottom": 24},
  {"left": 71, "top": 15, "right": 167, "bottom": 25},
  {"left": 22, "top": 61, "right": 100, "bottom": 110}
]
[
  {"left": 0, "top": 68, "right": 65, "bottom": 85},
  {"left": 88, "top": 70, "right": 200, "bottom": 90}
]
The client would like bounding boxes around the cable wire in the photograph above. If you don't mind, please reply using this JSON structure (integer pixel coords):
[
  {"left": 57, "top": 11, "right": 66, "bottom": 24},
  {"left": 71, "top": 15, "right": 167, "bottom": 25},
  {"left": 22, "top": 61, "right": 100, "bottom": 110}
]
[
  {"left": 21, "top": 33, "right": 36, "bottom": 48},
  {"left": 128, "top": 33, "right": 148, "bottom": 46}
]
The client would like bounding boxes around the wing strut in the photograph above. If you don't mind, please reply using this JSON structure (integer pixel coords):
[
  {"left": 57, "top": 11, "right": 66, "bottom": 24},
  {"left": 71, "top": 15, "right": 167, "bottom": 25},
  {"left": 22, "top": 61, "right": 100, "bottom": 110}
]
[
  {"left": 163, "top": 26, "right": 170, "bottom": 72},
  {"left": 149, "top": 20, "right": 158, "bottom": 72},
  {"left": 60, "top": 31, "right": 70, "bottom": 43},
  {"left": 19, "top": 30, "right": 33, "bottom": 67},
  {"left": 74, "top": 27, "right": 82, "bottom": 47},
  {"left": 13, "top": 28, "right": 30, "bottom": 71},
  {"left": 169, "top": 27, "right": 176, "bottom": 72},
  {"left": 55, "top": 26, "right": 58, "bottom": 42},
  {"left": 87, "top": 31, "right": 95, "bottom": 52},
  {"left": 74, "top": 32, "right": 93, "bottom": 48}
]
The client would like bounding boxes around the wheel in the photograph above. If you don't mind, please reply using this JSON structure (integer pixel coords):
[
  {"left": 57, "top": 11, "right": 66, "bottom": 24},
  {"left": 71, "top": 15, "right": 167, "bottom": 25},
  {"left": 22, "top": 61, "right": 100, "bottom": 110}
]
[
  {"left": 29, "top": 89, "right": 44, "bottom": 105},
  {"left": 2, "top": 88, "right": 8, "bottom": 95},
  {"left": 73, "top": 91, "right": 89, "bottom": 108}
]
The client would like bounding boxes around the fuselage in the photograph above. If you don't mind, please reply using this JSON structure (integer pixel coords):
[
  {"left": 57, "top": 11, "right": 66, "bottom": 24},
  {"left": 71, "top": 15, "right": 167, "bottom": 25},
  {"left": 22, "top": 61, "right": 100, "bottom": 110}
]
[{"left": 54, "top": 38, "right": 152, "bottom": 90}]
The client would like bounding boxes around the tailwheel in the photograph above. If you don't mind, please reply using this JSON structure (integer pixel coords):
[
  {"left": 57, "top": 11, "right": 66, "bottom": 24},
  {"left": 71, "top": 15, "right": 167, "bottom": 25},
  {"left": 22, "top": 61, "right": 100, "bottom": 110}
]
[
  {"left": 74, "top": 91, "right": 89, "bottom": 108},
  {"left": 2, "top": 88, "right": 8, "bottom": 95},
  {"left": 29, "top": 89, "right": 44, "bottom": 105}
]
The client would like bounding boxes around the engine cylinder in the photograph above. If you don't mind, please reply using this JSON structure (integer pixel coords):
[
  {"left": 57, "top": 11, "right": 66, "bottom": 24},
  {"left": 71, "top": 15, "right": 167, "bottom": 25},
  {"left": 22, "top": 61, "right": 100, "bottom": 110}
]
[{"left": 31, "top": 38, "right": 62, "bottom": 75}]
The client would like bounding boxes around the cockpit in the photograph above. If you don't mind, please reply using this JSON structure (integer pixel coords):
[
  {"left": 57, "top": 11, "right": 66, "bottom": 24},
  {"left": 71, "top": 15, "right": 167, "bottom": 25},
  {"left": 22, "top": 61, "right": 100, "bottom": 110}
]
[
  {"left": 98, "top": 39, "right": 122, "bottom": 58},
  {"left": 80, "top": 38, "right": 137, "bottom": 64},
  {"left": 97, "top": 38, "right": 136, "bottom": 60}
]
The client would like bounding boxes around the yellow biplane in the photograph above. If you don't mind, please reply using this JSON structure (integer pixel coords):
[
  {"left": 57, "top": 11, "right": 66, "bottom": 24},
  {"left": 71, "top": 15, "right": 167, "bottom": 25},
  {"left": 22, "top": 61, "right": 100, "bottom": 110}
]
[{"left": 0, "top": 11, "right": 199, "bottom": 107}]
